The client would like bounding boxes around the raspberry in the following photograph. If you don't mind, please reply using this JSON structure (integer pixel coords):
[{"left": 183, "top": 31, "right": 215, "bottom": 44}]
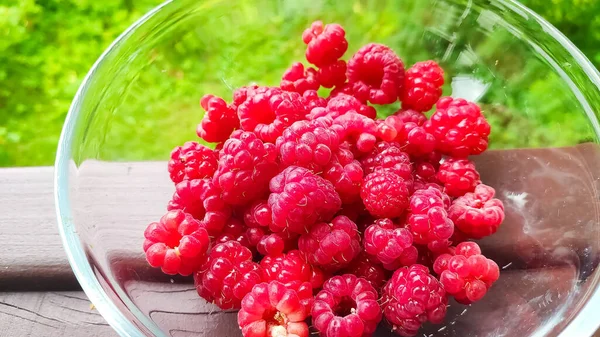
[
  {"left": 257, "top": 232, "right": 293, "bottom": 256},
  {"left": 341, "top": 253, "right": 388, "bottom": 289},
  {"left": 238, "top": 87, "right": 308, "bottom": 143},
  {"left": 317, "top": 60, "right": 347, "bottom": 88},
  {"left": 424, "top": 97, "right": 491, "bottom": 157},
  {"left": 197, "top": 94, "right": 239, "bottom": 143},
  {"left": 401, "top": 61, "right": 444, "bottom": 112},
  {"left": 243, "top": 200, "right": 272, "bottom": 228},
  {"left": 281, "top": 62, "right": 320, "bottom": 94},
  {"left": 167, "top": 142, "right": 218, "bottom": 184},
  {"left": 143, "top": 210, "right": 210, "bottom": 276},
  {"left": 448, "top": 184, "right": 504, "bottom": 239},
  {"left": 167, "top": 179, "right": 231, "bottom": 235},
  {"left": 413, "top": 161, "right": 438, "bottom": 187},
  {"left": 308, "top": 93, "right": 376, "bottom": 120},
  {"left": 437, "top": 158, "right": 481, "bottom": 197},
  {"left": 215, "top": 217, "right": 250, "bottom": 248},
  {"left": 194, "top": 241, "right": 262, "bottom": 309},
  {"left": 260, "top": 250, "right": 325, "bottom": 294},
  {"left": 347, "top": 43, "right": 405, "bottom": 105},
  {"left": 276, "top": 117, "right": 340, "bottom": 172},
  {"left": 361, "top": 170, "right": 410, "bottom": 218},
  {"left": 303, "top": 21, "right": 348, "bottom": 67},
  {"left": 312, "top": 274, "right": 382, "bottom": 337},
  {"left": 433, "top": 242, "right": 500, "bottom": 304},
  {"left": 407, "top": 187, "right": 454, "bottom": 252},
  {"left": 393, "top": 109, "right": 427, "bottom": 125},
  {"left": 383, "top": 115, "right": 435, "bottom": 156},
  {"left": 298, "top": 215, "right": 361, "bottom": 271},
  {"left": 363, "top": 219, "right": 418, "bottom": 270},
  {"left": 268, "top": 166, "right": 342, "bottom": 235},
  {"left": 303, "top": 90, "right": 327, "bottom": 110},
  {"left": 360, "top": 142, "right": 412, "bottom": 180},
  {"left": 233, "top": 84, "right": 260, "bottom": 108},
  {"left": 382, "top": 265, "right": 447, "bottom": 337},
  {"left": 213, "top": 131, "right": 279, "bottom": 206},
  {"left": 332, "top": 113, "right": 378, "bottom": 155},
  {"left": 329, "top": 83, "right": 358, "bottom": 101},
  {"left": 322, "top": 148, "right": 364, "bottom": 204},
  {"left": 238, "top": 281, "right": 309, "bottom": 337}
]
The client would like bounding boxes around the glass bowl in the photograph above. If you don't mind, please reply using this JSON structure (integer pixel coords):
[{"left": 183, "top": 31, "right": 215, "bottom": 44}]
[{"left": 55, "top": 0, "right": 600, "bottom": 336}]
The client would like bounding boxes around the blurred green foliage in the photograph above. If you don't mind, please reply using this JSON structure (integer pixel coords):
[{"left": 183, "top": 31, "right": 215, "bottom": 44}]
[{"left": 0, "top": 0, "right": 597, "bottom": 166}]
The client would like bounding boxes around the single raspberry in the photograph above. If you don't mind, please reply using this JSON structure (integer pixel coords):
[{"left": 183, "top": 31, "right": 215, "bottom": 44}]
[
  {"left": 392, "top": 109, "right": 427, "bottom": 125},
  {"left": 260, "top": 250, "right": 325, "bottom": 294},
  {"left": 215, "top": 217, "right": 250, "bottom": 248},
  {"left": 238, "top": 281, "right": 309, "bottom": 337},
  {"left": 347, "top": 43, "right": 405, "bottom": 105},
  {"left": 238, "top": 87, "right": 308, "bottom": 143},
  {"left": 332, "top": 113, "right": 378, "bottom": 155},
  {"left": 276, "top": 117, "right": 340, "bottom": 172},
  {"left": 197, "top": 94, "right": 239, "bottom": 143},
  {"left": 213, "top": 131, "right": 279, "bottom": 206},
  {"left": 322, "top": 148, "right": 364, "bottom": 204},
  {"left": 298, "top": 215, "right": 361, "bottom": 271},
  {"left": 233, "top": 84, "right": 260, "bottom": 108},
  {"left": 383, "top": 115, "right": 435, "bottom": 156},
  {"left": 308, "top": 93, "right": 376, "bottom": 120},
  {"left": 317, "top": 60, "right": 347, "bottom": 88},
  {"left": 168, "top": 142, "right": 218, "bottom": 184},
  {"left": 243, "top": 200, "right": 272, "bottom": 228},
  {"left": 407, "top": 187, "right": 454, "bottom": 252},
  {"left": 281, "top": 62, "right": 320, "bottom": 94},
  {"left": 401, "top": 61, "right": 444, "bottom": 112},
  {"left": 382, "top": 265, "right": 447, "bottom": 337},
  {"left": 437, "top": 158, "right": 481, "bottom": 197},
  {"left": 363, "top": 219, "right": 418, "bottom": 270},
  {"left": 424, "top": 97, "right": 490, "bottom": 157},
  {"left": 360, "top": 170, "right": 410, "bottom": 218},
  {"left": 268, "top": 166, "right": 342, "bottom": 235},
  {"left": 433, "top": 242, "right": 500, "bottom": 304},
  {"left": 303, "top": 90, "right": 327, "bottom": 110},
  {"left": 341, "top": 253, "right": 388, "bottom": 289},
  {"left": 302, "top": 21, "right": 348, "bottom": 67},
  {"left": 167, "top": 179, "right": 231, "bottom": 235},
  {"left": 194, "top": 241, "right": 262, "bottom": 309},
  {"left": 143, "top": 210, "right": 210, "bottom": 276},
  {"left": 360, "top": 142, "right": 412, "bottom": 180},
  {"left": 448, "top": 184, "right": 504, "bottom": 239},
  {"left": 312, "top": 274, "right": 382, "bottom": 337}
]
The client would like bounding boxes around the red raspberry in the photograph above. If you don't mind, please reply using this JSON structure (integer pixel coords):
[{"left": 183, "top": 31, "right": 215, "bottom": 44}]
[
  {"left": 143, "top": 210, "right": 210, "bottom": 276},
  {"left": 363, "top": 219, "right": 418, "bottom": 270},
  {"left": 347, "top": 43, "right": 405, "bottom": 105},
  {"left": 360, "top": 142, "right": 412, "bottom": 180},
  {"left": 383, "top": 115, "right": 435, "bottom": 156},
  {"left": 308, "top": 93, "right": 376, "bottom": 120},
  {"left": 276, "top": 117, "right": 340, "bottom": 172},
  {"left": 269, "top": 166, "right": 342, "bottom": 234},
  {"left": 215, "top": 217, "right": 250, "bottom": 248},
  {"left": 312, "top": 274, "right": 382, "bottom": 337},
  {"left": 393, "top": 109, "right": 427, "bottom": 125},
  {"left": 167, "top": 179, "right": 231, "bottom": 235},
  {"left": 433, "top": 242, "right": 500, "bottom": 304},
  {"left": 322, "top": 148, "right": 364, "bottom": 204},
  {"left": 246, "top": 227, "right": 266, "bottom": 250},
  {"left": 243, "top": 200, "right": 272, "bottom": 228},
  {"left": 437, "top": 158, "right": 481, "bottom": 197},
  {"left": 341, "top": 253, "right": 388, "bottom": 289},
  {"left": 298, "top": 215, "right": 361, "bottom": 271},
  {"left": 238, "top": 281, "right": 309, "bottom": 337},
  {"left": 382, "top": 265, "right": 447, "bottom": 337},
  {"left": 328, "top": 82, "right": 358, "bottom": 101},
  {"left": 413, "top": 161, "right": 438, "bottom": 188},
  {"left": 233, "top": 84, "right": 260, "bottom": 108},
  {"left": 332, "top": 113, "right": 378, "bottom": 155},
  {"left": 424, "top": 97, "right": 490, "bottom": 157},
  {"left": 361, "top": 170, "right": 410, "bottom": 218},
  {"left": 194, "top": 241, "right": 262, "bottom": 309},
  {"left": 213, "top": 131, "right": 279, "bottom": 206},
  {"left": 317, "top": 60, "right": 347, "bottom": 88},
  {"left": 401, "top": 61, "right": 444, "bottom": 112},
  {"left": 303, "top": 90, "right": 327, "bottom": 110},
  {"left": 260, "top": 250, "right": 325, "bottom": 294},
  {"left": 257, "top": 232, "right": 298, "bottom": 256},
  {"left": 168, "top": 142, "right": 218, "bottom": 184},
  {"left": 238, "top": 87, "right": 307, "bottom": 143},
  {"left": 197, "top": 94, "right": 239, "bottom": 143},
  {"left": 302, "top": 21, "right": 348, "bottom": 67},
  {"left": 281, "top": 62, "right": 320, "bottom": 94},
  {"left": 407, "top": 187, "right": 454, "bottom": 252},
  {"left": 448, "top": 184, "right": 504, "bottom": 239}
]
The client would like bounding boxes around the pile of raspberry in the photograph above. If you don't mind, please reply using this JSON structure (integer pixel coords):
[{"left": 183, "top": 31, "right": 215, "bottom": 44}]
[{"left": 143, "top": 21, "right": 505, "bottom": 337}]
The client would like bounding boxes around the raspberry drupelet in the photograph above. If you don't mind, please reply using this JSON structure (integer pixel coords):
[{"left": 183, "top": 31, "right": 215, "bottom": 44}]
[
  {"left": 167, "top": 179, "right": 231, "bottom": 235},
  {"left": 243, "top": 199, "right": 272, "bottom": 229},
  {"left": 143, "top": 210, "right": 210, "bottom": 276},
  {"left": 322, "top": 147, "right": 364, "bottom": 204},
  {"left": 238, "top": 281, "right": 310, "bottom": 337},
  {"left": 312, "top": 274, "right": 383, "bottom": 337},
  {"left": 167, "top": 141, "right": 218, "bottom": 184},
  {"left": 303, "top": 21, "right": 348, "bottom": 68},
  {"left": 437, "top": 158, "right": 481, "bottom": 197},
  {"left": 448, "top": 184, "right": 505, "bottom": 239},
  {"left": 383, "top": 114, "right": 435, "bottom": 156},
  {"left": 424, "top": 97, "right": 491, "bottom": 157},
  {"left": 194, "top": 241, "right": 263, "bottom": 309},
  {"left": 433, "top": 242, "right": 500, "bottom": 304},
  {"left": 197, "top": 94, "right": 239, "bottom": 143},
  {"left": 407, "top": 187, "right": 454, "bottom": 253},
  {"left": 302, "top": 90, "right": 327, "bottom": 110},
  {"left": 298, "top": 215, "right": 361, "bottom": 271},
  {"left": 233, "top": 84, "right": 260, "bottom": 108},
  {"left": 308, "top": 93, "right": 376, "bottom": 121},
  {"left": 341, "top": 252, "right": 388, "bottom": 289},
  {"left": 257, "top": 231, "right": 299, "bottom": 257},
  {"left": 260, "top": 250, "right": 325, "bottom": 295},
  {"left": 213, "top": 130, "right": 279, "bottom": 206},
  {"left": 347, "top": 43, "right": 405, "bottom": 105},
  {"left": 393, "top": 108, "right": 427, "bottom": 125},
  {"left": 269, "top": 166, "right": 342, "bottom": 235},
  {"left": 382, "top": 265, "right": 447, "bottom": 337},
  {"left": 363, "top": 219, "right": 418, "bottom": 271},
  {"left": 215, "top": 217, "right": 251, "bottom": 248},
  {"left": 360, "top": 142, "right": 413, "bottom": 180},
  {"left": 361, "top": 170, "right": 410, "bottom": 218},
  {"left": 317, "top": 60, "right": 347, "bottom": 88},
  {"left": 401, "top": 61, "right": 444, "bottom": 112},
  {"left": 280, "top": 62, "right": 320, "bottom": 94},
  {"left": 332, "top": 113, "right": 378, "bottom": 155}
]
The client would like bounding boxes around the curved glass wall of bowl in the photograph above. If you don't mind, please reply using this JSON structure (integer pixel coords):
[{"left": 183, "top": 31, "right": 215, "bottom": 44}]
[{"left": 56, "top": 0, "right": 600, "bottom": 336}]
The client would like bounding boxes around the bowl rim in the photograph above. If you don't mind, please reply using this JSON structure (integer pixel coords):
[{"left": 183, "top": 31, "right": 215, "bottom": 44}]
[{"left": 54, "top": 1, "right": 600, "bottom": 336}]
